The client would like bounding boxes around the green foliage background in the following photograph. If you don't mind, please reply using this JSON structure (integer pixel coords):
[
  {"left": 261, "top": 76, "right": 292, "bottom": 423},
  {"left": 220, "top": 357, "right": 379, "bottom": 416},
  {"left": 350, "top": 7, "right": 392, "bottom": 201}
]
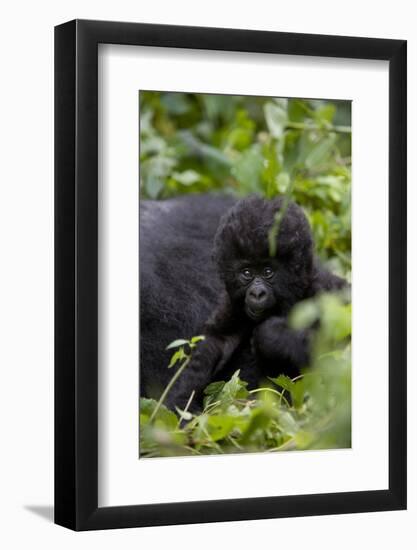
[{"left": 139, "top": 92, "right": 351, "bottom": 457}]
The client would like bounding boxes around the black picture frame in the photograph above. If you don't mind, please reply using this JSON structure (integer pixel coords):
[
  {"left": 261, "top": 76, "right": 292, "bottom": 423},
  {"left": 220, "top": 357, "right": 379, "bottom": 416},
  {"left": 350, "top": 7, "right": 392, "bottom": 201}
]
[{"left": 55, "top": 19, "right": 407, "bottom": 531}]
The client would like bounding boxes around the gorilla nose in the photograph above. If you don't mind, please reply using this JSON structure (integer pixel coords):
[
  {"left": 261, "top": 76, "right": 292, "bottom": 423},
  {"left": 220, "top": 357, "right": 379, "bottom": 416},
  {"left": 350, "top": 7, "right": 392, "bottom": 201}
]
[{"left": 249, "top": 286, "right": 267, "bottom": 302}]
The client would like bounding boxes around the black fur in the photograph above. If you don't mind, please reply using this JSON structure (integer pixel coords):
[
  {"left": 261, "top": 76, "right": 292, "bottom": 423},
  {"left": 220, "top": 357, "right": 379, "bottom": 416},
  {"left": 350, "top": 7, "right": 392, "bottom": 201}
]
[
  {"left": 140, "top": 194, "right": 345, "bottom": 410},
  {"left": 139, "top": 195, "right": 234, "bottom": 400}
]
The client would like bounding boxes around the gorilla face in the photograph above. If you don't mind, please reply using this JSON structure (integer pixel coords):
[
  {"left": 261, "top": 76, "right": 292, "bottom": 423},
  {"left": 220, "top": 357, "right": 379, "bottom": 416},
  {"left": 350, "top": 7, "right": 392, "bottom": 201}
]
[
  {"left": 226, "top": 253, "right": 311, "bottom": 321},
  {"left": 213, "top": 195, "right": 315, "bottom": 322},
  {"left": 236, "top": 262, "right": 278, "bottom": 321}
]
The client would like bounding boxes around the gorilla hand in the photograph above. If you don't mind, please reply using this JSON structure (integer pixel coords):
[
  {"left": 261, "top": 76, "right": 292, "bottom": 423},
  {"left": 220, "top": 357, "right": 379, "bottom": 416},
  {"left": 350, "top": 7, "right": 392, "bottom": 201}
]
[{"left": 252, "top": 316, "right": 311, "bottom": 375}]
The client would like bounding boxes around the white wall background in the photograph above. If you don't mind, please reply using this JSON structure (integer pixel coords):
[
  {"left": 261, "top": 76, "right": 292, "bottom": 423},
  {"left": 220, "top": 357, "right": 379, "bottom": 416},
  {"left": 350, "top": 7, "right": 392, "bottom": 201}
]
[{"left": 0, "top": 1, "right": 414, "bottom": 548}]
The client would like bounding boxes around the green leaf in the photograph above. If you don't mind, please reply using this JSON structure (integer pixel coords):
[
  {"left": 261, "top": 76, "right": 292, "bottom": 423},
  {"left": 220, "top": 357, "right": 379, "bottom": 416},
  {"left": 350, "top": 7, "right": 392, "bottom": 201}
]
[
  {"left": 269, "top": 375, "right": 304, "bottom": 409},
  {"left": 231, "top": 145, "right": 264, "bottom": 193},
  {"left": 139, "top": 398, "right": 178, "bottom": 430},
  {"left": 320, "top": 296, "right": 351, "bottom": 341},
  {"left": 172, "top": 170, "right": 201, "bottom": 186},
  {"left": 190, "top": 335, "right": 205, "bottom": 344},
  {"left": 295, "top": 430, "right": 315, "bottom": 449},
  {"left": 203, "top": 371, "right": 248, "bottom": 410},
  {"left": 141, "top": 157, "right": 177, "bottom": 199},
  {"left": 270, "top": 374, "right": 294, "bottom": 393},
  {"left": 276, "top": 172, "right": 290, "bottom": 193},
  {"left": 289, "top": 299, "right": 319, "bottom": 330},
  {"left": 226, "top": 127, "right": 254, "bottom": 151},
  {"left": 221, "top": 370, "right": 249, "bottom": 400},
  {"left": 179, "top": 131, "right": 231, "bottom": 166},
  {"left": 305, "top": 133, "right": 337, "bottom": 169},
  {"left": 264, "top": 100, "right": 288, "bottom": 138},
  {"left": 168, "top": 347, "right": 186, "bottom": 368},
  {"left": 166, "top": 339, "right": 189, "bottom": 350},
  {"left": 143, "top": 174, "right": 164, "bottom": 199},
  {"left": 202, "top": 94, "right": 235, "bottom": 121},
  {"left": 314, "top": 104, "right": 336, "bottom": 125},
  {"left": 204, "top": 380, "right": 225, "bottom": 396},
  {"left": 140, "top": 136, "right": 166, "bottom": 156},
  {"left": 207, "top": 415, "right": 235, "bottom": 441},
  {"left": 278, "top": 411, "right": 299, "bottom": 436},
  {"left": 239, "top": 409, "right": 272, "bottom": 444},
  {"left": 160, "top": 92, "right": 191, "bottom": 115}
]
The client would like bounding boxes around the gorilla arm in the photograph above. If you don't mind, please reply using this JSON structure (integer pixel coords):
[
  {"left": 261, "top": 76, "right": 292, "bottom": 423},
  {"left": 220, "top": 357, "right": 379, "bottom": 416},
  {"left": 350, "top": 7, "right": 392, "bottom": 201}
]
[
  {"left": 164, "top": 292, "right": 246, "bottom": 411},
  {"left": 252, "top": 316, "right": 311, "bottom": 372}
]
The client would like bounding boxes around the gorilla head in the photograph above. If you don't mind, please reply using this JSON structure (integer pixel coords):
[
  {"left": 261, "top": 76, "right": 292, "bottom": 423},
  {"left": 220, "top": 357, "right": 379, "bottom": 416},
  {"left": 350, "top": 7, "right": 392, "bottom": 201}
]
[{"left": 213, "top": 195, "right": 314, "bottom": 322}]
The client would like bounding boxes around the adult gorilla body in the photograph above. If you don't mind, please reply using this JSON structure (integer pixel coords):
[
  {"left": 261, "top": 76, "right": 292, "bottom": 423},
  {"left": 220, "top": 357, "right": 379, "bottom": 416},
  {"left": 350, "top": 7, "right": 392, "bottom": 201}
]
[
  {"left": 140, "top": 194, "right": 345, "bottom": 409},
  {"left": 140, "top": 195, "right": 233, "bottom": 399}
]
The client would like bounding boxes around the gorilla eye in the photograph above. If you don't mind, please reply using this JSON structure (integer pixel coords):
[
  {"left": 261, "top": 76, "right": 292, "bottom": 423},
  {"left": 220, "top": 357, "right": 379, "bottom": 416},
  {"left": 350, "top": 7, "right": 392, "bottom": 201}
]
[
  {"left": 241, "top": 268, "right": 253, "bottom": 280},
  {"left": 263, "top": 267, "right": 274, "bottom": 278}
]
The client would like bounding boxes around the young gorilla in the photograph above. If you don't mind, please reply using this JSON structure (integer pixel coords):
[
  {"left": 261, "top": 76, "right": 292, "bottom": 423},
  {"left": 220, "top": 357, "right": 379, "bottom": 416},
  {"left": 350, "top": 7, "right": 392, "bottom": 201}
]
[{"left": 160, "top": 195, "right": 345, "bottom": 411}]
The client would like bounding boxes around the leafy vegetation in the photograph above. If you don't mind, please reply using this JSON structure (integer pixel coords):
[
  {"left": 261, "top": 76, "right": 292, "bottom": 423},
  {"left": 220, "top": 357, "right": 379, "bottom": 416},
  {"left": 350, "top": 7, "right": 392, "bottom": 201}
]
[
  {"left": 140, "top": 290, "right": 351, "bottom": 457},
  {"left": 140, "top": 92, "right": 351, "bottom": 279},
  {"left": 139, "top": 92, "right": 351, "bottom": 457}
]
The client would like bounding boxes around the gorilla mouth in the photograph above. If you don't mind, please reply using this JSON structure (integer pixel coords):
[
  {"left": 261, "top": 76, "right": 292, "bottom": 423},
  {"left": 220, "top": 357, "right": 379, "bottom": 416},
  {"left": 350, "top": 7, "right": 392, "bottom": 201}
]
[{"left": 245, "top": 305, "right": 268, "bottom": 322}]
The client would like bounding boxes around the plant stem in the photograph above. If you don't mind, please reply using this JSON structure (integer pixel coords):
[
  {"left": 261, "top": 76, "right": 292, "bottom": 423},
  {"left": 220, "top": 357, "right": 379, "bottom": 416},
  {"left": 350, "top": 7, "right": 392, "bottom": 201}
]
[
  {"left": 249, "top": 387, "right": 291, "bottom": 408},
  {"left": 150, "top": 355, "right": 191, "bottom": 422},
  {"left": 176, "top": 390, "right": 195, "bottom": 429},
  {"left": 249, "top": 387, "right": 283, "bottom": 398},
  {"left": 268, "top": 438, "right": 297, "bottom": 452},
  {"left": 268, "top": 176, "right": 295, "bottom": 257}
]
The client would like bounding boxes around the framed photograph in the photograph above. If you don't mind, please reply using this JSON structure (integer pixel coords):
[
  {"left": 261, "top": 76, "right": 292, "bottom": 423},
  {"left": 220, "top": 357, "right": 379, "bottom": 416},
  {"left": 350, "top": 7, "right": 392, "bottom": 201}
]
[{"left": 55, "top": 19, "right": 406, "bottom": 530}]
